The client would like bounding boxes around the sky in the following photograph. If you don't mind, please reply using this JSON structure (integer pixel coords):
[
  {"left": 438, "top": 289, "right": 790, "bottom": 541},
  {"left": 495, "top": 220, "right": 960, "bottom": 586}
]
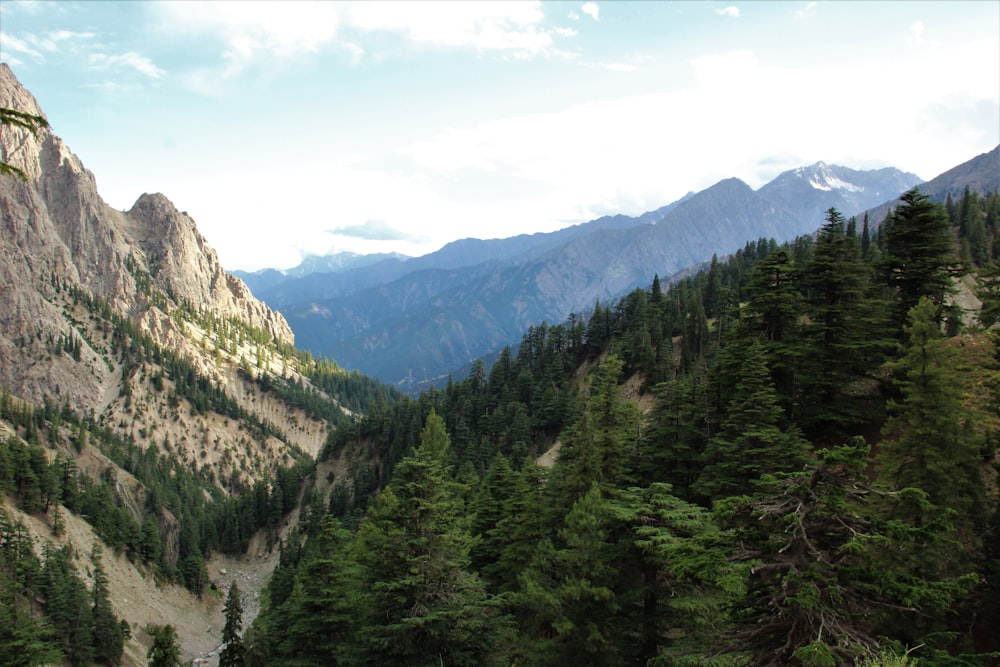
[{"left": 1, "top": 1, "right": 998, "bottom": 272}]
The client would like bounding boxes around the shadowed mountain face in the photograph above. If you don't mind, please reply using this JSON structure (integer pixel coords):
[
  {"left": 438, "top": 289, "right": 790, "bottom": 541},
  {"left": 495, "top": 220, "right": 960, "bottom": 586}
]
[{"left": 241, "top": 157, "right": 934, "bottom": 390}]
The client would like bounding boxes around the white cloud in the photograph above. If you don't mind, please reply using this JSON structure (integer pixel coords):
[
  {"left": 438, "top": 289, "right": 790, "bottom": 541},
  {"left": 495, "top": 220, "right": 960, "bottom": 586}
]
[
  {"left": 715, "top": 6, "right": 740, "bottom": 18},
  {"left": 581, "top": 2, "right": 599, "bottom": 21},
  {"left": 911, "top": 20, "right": 925, "bottom": 43},
  {"left": 393, "top": 43, "right": 997, "bottom": 252},
  {"left": 156, "top": 1, "right": 341, "bottom": 74},
  {"left": 553, "top": 26, "right": 578, "bottom": 38},
  {"left": 349, "top": 1, "right": 555, "bottom": 56},
  {"left": 598, "top": 62, "right": 638, "bottom": 72},
  {"left": 795, "top": 2, "right": 817, "bottom": 19},
  {"left": 0, "top": 31, "right": 42, "bottom": 60},
  {"left": 89, "top": 52, "right": 167, "bottom": 79}
]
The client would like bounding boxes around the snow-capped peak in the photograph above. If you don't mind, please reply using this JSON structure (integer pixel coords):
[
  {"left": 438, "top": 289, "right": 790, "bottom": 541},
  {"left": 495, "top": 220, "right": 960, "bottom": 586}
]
[{"left": 800, "top": 163, "right": 864, "bottom": 193}]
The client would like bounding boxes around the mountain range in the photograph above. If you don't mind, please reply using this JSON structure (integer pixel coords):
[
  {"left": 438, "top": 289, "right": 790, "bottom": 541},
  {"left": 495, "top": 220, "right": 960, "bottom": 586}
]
[
  {"left": 237, "top": 161, "right": 926, "bottom": 389},
  {"left": 3, "top": 59, "right": 999, "bottom": 664}
]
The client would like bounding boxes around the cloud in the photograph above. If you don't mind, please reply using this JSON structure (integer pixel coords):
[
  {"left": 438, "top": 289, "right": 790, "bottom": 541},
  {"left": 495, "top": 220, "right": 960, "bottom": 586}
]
[
  {"left": 581, "top": 2, "right": 599, "bottom": 21},
  {"left": 911, "top": 20, "right": 925, "bottom": 43},
  {"left": 89, "top": 52, "right": 166, "bottom": 79},
  {"left": 598, "top": 62, "right": 638, "bottom": 72},
  {"left": 1, "top": 29, "right": 96, "bottom": 66},
  {"left": 349, "top": 1, "right": 558, "bottom": 56},
  {"left": 715, "top": 6, "right": 740, "bottom": 18},
  {"left": 795, "top": 2, "right": 817, "bottom": 19},
  {"left": 328, "top": 219, "right": 415, "bottom": 241},
  {"left": 591, "top": 52, "right": 651, "bottom": 72},
  {"left": 0, "top": 31, "right": 42, "bottom": 60},
  {"left": 156, "top": 1, "right": 341, "bottom": 75}
]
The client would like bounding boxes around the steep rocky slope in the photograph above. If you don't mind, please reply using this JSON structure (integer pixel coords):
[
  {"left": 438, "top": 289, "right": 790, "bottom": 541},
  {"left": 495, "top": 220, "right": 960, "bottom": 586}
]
[{"left": 1, "top": 64, "right": 359, "bottom": 664}]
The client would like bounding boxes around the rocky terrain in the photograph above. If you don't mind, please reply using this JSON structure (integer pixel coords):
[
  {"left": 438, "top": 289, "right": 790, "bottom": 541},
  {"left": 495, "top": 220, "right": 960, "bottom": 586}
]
[{"left": 1, "top": 64, "right": 357, "bottom": 664}]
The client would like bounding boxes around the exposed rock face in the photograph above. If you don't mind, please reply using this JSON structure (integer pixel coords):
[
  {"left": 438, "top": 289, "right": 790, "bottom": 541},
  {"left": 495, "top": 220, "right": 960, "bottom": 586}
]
[{"left": 0, "top": 64, "right": 292, "bottom": 411}]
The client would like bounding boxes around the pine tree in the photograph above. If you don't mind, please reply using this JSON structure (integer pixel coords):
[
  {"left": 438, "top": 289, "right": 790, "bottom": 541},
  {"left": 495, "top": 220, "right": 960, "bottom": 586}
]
[
  {"left": 219, "top": 581, "right": 245, "bottom": 667},
  {"left": 610, "top": 482, "right": 739, "bottom": 665},
  {"left": 41, "top": 544, "right": 93, "bottom": 667},
  {"left": 720, "top": 440, "right": 974, "bottom": 666},
  {"left": 516, "top": 483, "right": 620, "bottom": 665},
  {"left": 550, "top": 355, "right": 639, "bottom": 503},
  {"left": 799, "top": 207, "right": 883, "bottom": 434},
  {"left": 273, "top": 518, "right": 366, "bottom": 665},
  {"left": 489, "top": 461, "right": 550, "bottom": 594},
  {"left": 878, "top": 188, "right": 959, "bottom": 329},
  {"left": 636, "top": 370, "right": 710, "bottom": 502},
  {"left": 353, "top": 411, "right": 512, "bottom": 665},
  {"left": 469, "top": 453, "right": 517, "bottom": 581},
  {"left": 741, "top": 247, "right": 804, "bottom": 407},
  {"left": 90, "top": 545, "right": 124, "bottom": 665},
  {"left": 0, "top": 509, "right": 62, "bottom": 666},
  {"left": 879, "top": 297, "right": 984, "bottom": 523},
  {"left": 146, "top": 624, "right": 180, "bottom": 667},
  {"left": 694, "top": 338, "right": 810, "bottom": 502}
]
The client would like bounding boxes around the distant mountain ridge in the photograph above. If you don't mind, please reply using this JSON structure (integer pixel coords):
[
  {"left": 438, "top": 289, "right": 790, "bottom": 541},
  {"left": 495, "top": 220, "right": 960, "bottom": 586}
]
[{"left": 246, "top": 158, "right": 937, "bottom": 389}]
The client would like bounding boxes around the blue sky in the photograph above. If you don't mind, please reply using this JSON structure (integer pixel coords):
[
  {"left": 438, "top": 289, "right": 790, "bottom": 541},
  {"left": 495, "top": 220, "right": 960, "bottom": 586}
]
[{"left": 2, "top": 1, "right": 997, "bottom": 271}]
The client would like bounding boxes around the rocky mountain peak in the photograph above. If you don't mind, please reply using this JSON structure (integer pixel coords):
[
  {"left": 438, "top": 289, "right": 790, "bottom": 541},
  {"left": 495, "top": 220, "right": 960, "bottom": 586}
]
[{"left": 1, "top": 65, "right": 293, "bottom": 410}]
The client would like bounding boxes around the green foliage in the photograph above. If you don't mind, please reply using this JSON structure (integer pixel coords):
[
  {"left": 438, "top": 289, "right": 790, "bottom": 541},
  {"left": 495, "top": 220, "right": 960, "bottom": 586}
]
[
  {"left": 145, "top": 624, "right": 181, "bottom": 667},
  {"left": 878, "top": 188, "right": 960, "bottom": 328},
  {"left": 516, "top": 483, "right": 620, "bottom": 664},
  {"left": 0, "top": 508, "right": 63, "bottom": 667},
  {"left": 0, "top": 107, "right": 49, "bottom": 181},
  {"left": 352, "top": 417, "right": 513, "bottom": 665},
  {"left": 879, "top": 297, "right": 985, "bottom": 523},
  {"left": 219, "top": 581, "right": 245, "bottom": 667},
  {"left": 694, "top": 338, "right": 811, "bottom": 501},
  {"left": 720, "top": 440, "right": 975, "bottom": 666},
  {"left": 90, "top": 545, "right": 126, "bottom": 665}
]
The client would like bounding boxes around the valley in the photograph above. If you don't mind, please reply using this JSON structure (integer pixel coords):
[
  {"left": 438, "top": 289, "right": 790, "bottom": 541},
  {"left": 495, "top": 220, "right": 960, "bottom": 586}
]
[{"left": 3, "top": 60, "right": 1000, "bottom": 666}]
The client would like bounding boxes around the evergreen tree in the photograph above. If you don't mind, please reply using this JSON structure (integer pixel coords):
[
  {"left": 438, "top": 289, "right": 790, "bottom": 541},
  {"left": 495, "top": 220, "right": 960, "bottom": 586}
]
[
  {"left": 878, "top": 188, "right": 959, "bottom": 329},
  {"left": 720, "top": 440, "right": 974, "bottom": 666},
  {"left": 489, "top": 461, "right": 551, "bottom": 594},
  {"left": 694, "top": 338, "right": 810, "bottom": 502},
  {"left": 516, "top": 483, "right": 621, "bottom": 665},
  {"left": 469, "top": 453, "right": 517, "bottom": 582},
  {"left": 90, "top": 545, "right": 125, "bottom": 665},
  {"left": 740, "top": 247, "right": 804, "bottom": 408},
  {"left": 879, "top": 297, "right": 984, "bottom": 523},
  {"left": 636, "top": 370, "right": 710, "bottom": 502},
  {"left": 353, "top": 411, "right": 512, "bottom": 665},
  {"left": 550, "top": 355, "right": 639, "bottom": 503},
  {"left": 799, "top": 207, "right": 883, "bottom": 434},
  {"left": 219, "top": 581, "right": 245, "bottom": 667},
  {"left": 146, "top": 624, "right": 181, "bottom": 667},
  {"left": 41, "top": 544, "right": 93, "bottom": 667},
  {"left": 0, "top": 509, "right": 62, "bottom": 666},
  {"left": 609, "top": 482, "right": 739, "bottom": 666},
  {"left": 273, "top": 518, "right": 366, "bottom": 665}
]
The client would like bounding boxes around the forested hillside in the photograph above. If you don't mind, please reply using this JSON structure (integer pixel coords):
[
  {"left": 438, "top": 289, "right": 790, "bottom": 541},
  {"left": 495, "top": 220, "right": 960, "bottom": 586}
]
[
  {"left": 244, "top": 186, "right": 1000, "bottom": 666},
  {"left": 0, "top": 66, "right": 402, "bottom": 664}
]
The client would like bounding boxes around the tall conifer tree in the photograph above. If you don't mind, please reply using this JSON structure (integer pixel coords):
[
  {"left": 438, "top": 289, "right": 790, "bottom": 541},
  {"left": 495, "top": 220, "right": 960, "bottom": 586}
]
[
  {"left": 219, "top": 581, "right": 245, "bottom": 667},
  {"left": 354, "top": 410, "right": 512, "bottom": 665},
  {"left": 878, "top": 188, "right": 959, "bottom": 329}
]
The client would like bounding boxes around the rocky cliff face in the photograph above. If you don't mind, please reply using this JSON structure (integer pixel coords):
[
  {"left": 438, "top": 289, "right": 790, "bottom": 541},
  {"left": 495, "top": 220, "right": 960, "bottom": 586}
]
[{"left": 0, "top": 64, "right": 292, "bottom": 412}]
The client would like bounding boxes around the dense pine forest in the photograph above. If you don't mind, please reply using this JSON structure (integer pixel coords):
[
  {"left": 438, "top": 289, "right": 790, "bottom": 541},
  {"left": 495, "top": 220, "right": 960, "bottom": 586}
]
[
  {"left": 3, "top": 186, "right": 1000, "bottom": 665},
  {"left": 246, "top": 187, "right": 1000, "bottom": 666}
]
